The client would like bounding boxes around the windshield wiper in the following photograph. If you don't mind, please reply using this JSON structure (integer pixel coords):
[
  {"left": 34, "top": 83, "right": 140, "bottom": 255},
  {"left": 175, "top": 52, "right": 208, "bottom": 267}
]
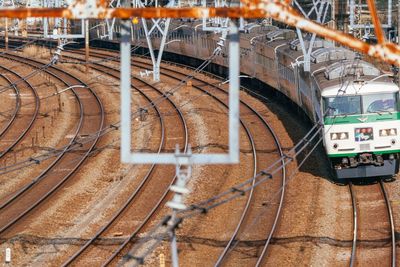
[
  {"left": 370, "top": 109, "right": 393, "bottom": 115},
  {"left": 341, "top": 112, "right": 358, "bottom": 118},
  {"left": 331, "top": 111, "right": 358, "bottom": 119}
]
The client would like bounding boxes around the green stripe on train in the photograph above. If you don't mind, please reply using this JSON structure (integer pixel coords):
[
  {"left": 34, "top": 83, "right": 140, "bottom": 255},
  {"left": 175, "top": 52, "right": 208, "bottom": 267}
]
[
  {"left": 324, "top": 112, "right": 400, "bottom": 125},
  {"left": 328, "top": 149, "right": 400, "bottom": 158}
]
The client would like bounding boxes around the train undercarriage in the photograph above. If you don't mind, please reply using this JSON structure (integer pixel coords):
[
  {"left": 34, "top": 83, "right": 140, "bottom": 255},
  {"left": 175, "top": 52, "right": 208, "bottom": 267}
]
[{"left": 331, "top": 153, "right": 400, "bottom": 179}]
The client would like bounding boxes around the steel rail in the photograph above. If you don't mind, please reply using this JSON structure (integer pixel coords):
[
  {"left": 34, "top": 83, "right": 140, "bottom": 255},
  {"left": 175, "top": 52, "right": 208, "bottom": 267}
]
[
  {"left": 348, "top": 182, "right": 357, "bottom": 267},
  {"left": 131, "top": 58, "right": 286, "bottom": 267},
  {"left": 57, "top": 56, "right": 191, "bottom": 266},
  {"left": 101, "top": 66, "right": 257, "bottom": 267},
  {"left": 145, "top": 61, "right": 286, "bottom": 266},
  {"left": 97, "top": 68, "right": 190, "bottom": 267},
  {"left": 130, "top": 57, "right": 285, "bottom": 265},
  {"left": 349, "top": 180, "right": 396, "bottom": 267},
  {"left": 0, "top": 40, "right": 192, "bottom": 175},
  {"left": 0, "top": 53, "right": 105, "bottom": 235},
  {"left": 62, "top": 49, "right": 286, "bottom": 265},
  {"left": 123, "top": 56, "right": 282, "bottom": 265},
  {"left": 60, "top": 62, "right": 169, "bottom": 266},
  {"left": 132, "top": 50, "right": 287, "bottom": 266},
  {"left": 379, "top": 180, "right": 396, "bottom": 267},
  {"left": 0, "top": 55, "right": 85, "bottom": 212},
  {"left": 0, "top": 71, "right": 20, "bottom": 140},
  {"left": 61, "top": 50, "right": 262, "bottom": 266},
  {"left": 0, "top": 64, "right": 40, "bottom": 159}
]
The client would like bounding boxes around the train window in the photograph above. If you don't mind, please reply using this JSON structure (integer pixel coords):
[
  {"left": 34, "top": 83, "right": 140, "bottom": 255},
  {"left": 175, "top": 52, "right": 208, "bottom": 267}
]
[
  {"left": 363, "top": 93, "right": 397, "bottom": 114},
  {"left": 324, "top": 96, "right": 361, "bottom": 116}
]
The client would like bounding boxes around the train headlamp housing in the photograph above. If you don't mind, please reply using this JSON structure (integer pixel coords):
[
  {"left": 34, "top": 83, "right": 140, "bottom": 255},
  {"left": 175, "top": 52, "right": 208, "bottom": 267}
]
[
  {"left": 379, "top": 128, "right": 397, "bottom": 137},
  {"left": 330, "top": 132, "right": 349, "bottom": 140}
]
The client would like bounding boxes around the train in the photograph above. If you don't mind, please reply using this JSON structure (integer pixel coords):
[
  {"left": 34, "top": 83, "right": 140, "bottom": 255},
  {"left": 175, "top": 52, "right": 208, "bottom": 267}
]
[{"left": 90, "top": 20, "right": 400, "bottom": 179}]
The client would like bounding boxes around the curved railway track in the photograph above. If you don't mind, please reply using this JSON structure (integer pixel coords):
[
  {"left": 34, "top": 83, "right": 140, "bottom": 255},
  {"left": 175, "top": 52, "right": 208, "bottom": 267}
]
[
  {"left": 0, "top": 53, "right": 104, "bottom": 236},
  {"left": 61, "top": 48, "right": 285, "bottom": 266},
  {"left": 135, "top": 56, "right": 286, "bottom": 266},
  {"left": 0, "top": 64, "right": 39, "bottom": 159},
  {"left": 59, "top": 54, "right": 256, "bottom": 266},
  {"left": 0, "top": 71, "right": 20, "bottom": 140},
  {"left": 3, "top": 39, "right": 398, "bottom": 267},
  {"left": 60, "top": 55, "right": 190, "bottom": 266},
  {"left": 349, "top": 180, "right": 396, "bottom": 267}
]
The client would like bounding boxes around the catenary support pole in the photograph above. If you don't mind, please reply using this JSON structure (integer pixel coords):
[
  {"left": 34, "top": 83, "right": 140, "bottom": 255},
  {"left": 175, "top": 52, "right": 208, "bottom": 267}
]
[
  {"left": 5, "top": 18, "right": 8, "bottom": 51},
  {"left": 85, "top": 19, "right": 89, "bottom": 73},
  {"left": 120, "top": 19, "right": 131, "bottom": 162}
]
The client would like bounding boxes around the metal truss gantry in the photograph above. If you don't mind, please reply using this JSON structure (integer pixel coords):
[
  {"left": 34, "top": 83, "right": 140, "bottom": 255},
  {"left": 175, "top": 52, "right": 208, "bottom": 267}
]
[
  {"left": 349, "top": 0, "right": 392, "bottom": 39},
  {"left": 43, "top": 0, "right": 85, "bottom": 39},
  {"left": 135, "top": 0, "right": 175, "bottom": 81},
  {"left": 292, "top": 0, "right": 332, "bottom": 72},
  {"left": 1, "top": 0, "right": 19, "bottom": 36},
  {"left": 104, "top": 0, "right": 120, "bottom": 40}
]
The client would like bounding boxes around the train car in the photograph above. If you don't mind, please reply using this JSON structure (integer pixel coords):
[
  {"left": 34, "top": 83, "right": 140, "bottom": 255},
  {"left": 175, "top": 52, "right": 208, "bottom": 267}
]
[
  {"left": 316, "top": 61, "right": 400, "bottom": 178},
  {"left": 131, "top": 20, "right": 400, "bottom": 179}
]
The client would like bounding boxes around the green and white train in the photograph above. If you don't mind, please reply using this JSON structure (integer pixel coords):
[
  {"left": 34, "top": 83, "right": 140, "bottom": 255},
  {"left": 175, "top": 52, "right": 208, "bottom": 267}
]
[{"left": 131, "top": 22, "right": 400, "bottom": 178}]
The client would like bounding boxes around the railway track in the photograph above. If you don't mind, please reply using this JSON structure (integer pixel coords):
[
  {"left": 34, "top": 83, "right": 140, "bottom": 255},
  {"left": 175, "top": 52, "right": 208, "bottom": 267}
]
[
  {"left": 349, "top": 180, "right": 396, "bottom": 266},
  {"left": 134, "top": 56, "right": 287, "bottom": 266},
  {"left": 59, "top": 55, "right": 190, "bottom": 266},
  {"left": 0, "top": 53, "right": 105, "bottom": 236},
  {"left": 58, "top": 53, "right": 257, "bottom": 266},
  {"left": 0, "top": 71, "right": 20, "bottom": 141},
  {"left": 61, "top": 48, "right": 285, "bottom": 265},
  {"left": 0, "top": 64, "right": 39, "bottom": 159}
]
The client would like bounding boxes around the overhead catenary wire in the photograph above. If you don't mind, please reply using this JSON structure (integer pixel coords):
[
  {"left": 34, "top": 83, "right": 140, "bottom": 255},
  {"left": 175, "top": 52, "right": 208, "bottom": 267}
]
[
  {"left": 0, "top": 35, "right": 360, "bottom": 266},
  {"left": 120, "top": 124, "right": 324, "bottom": 267},
  {"left": 0, "top": 39, "right": 225, "bottom": 175},
  {"left": 119, "top": 38, "right": 365, "bottom": 265}
]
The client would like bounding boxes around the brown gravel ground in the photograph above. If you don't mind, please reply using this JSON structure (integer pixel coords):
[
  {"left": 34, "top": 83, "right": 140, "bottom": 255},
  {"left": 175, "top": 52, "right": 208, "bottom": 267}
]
[
  {"left": 1, "top": 48, "right": 399, "bottom": 267},
  {"left": 0, "top": 75, "right": 17, "bottom": 134},
  {"left": 0, "top": 61, "right": 159, "bottom": 266},
  {"left": 383, "top": 176, "right": 400, "bottom": 266},
  {"left": 141, "top": 64, "right": 355, "bottom": 267},
  {"left": 1, "top": 51, "right": 250, "bottom": 266},
  {"left": 0, "top": 57, "right": 80, "bottom": 203}
]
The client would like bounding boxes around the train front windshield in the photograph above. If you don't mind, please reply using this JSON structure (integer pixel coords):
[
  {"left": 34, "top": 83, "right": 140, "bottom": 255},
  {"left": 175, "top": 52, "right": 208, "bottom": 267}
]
[
  {"left": 324, "top": 93, "right": 398, "bottom": 116},
  {"left": 325, "top": 95, "right": 361, "bottom": 116}
]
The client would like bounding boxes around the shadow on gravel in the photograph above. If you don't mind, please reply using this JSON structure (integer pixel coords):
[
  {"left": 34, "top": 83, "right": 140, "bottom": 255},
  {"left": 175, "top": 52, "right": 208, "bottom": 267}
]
[{"left": 333, "top": 176, "right": 397, "bottom": 186}]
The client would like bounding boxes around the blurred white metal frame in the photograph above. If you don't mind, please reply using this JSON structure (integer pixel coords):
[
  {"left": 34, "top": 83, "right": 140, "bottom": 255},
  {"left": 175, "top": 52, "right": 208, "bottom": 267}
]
[
  {"left": 43, "top": 0, "right": 85, "bottom": 39},
  {"left": 120, "top": 21, "right": 240, "bottom": 165}
]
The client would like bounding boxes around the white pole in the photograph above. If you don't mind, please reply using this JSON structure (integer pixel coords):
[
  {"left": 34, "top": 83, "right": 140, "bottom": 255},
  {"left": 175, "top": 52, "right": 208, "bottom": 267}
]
[{"left": 5, "top": 248, "right": 11, "bottom": 263}]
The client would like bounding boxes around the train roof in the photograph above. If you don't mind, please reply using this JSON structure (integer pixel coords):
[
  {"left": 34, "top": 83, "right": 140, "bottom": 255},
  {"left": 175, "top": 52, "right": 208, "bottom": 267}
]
[{"left": 321, "top": 80, "right": 399, "bottom": 97}]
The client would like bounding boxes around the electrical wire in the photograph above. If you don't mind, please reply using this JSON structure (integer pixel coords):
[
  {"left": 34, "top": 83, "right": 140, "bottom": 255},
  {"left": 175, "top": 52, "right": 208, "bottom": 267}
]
[{"left": 0, "top": 39, "right": 225, "bottom": 176}]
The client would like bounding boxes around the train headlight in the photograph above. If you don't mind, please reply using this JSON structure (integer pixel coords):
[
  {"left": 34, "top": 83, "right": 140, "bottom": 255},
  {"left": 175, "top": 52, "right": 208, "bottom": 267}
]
[
  {"left": 380, "top": 128, "right": 397, "bottom": 137},
  {"left": 340, "top": 132, "right": 349, "bottom": 140},
  {"left": 330, "top": 132, "right": 348, "bottom": 140}
]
